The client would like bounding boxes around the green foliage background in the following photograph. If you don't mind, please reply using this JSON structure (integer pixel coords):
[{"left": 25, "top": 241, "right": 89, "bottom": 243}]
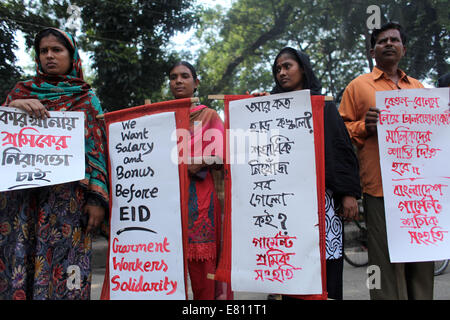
[{"left": 1, "top": 0, "right": 448, "bottom": 111}]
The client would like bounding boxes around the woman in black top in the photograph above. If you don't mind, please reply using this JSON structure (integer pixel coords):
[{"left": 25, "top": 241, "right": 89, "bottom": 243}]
[{"left": 271, "top": 47, "right": 361, "bottom": 299}]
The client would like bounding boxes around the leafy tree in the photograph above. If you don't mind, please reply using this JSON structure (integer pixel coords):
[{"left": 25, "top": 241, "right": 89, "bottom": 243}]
[
  {"left": 72, "top": 0, "right": 199, "bottom": 111},
  {"left": 193, "top": 0, "right": 449, "bottom": 106},
  {"left": 387, "top": 0, "right": 449, "bottom": 81},
  {"left": 195, "top": 0, "right": 299, "bottom": 103},
  {"left": 0, "top": 9, "right": 22, "bottom": 102},
  {"left": 0, "top": 0, "right": 61, "bottom": 102},
  {"left": 1, "top": 0, "right": 199, "bottom": 110},
  {"left": 2, "top": 0, "right": 447, "bottom": 109},
  {"left": 334, "top": 0, "right": 449, "bottom": 87}
]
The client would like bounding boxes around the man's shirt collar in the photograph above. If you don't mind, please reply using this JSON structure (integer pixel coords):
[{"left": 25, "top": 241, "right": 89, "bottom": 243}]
[{"left": 371, "top": 66, "right": 411, "bottom": 84}]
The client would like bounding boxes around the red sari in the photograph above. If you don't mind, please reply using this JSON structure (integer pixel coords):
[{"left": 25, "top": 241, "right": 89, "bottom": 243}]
[{"left": 187, "top": 105, "right": 230, "bottom": 299}]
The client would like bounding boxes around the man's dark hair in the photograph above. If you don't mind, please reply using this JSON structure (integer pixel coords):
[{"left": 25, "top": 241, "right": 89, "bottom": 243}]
[{"left": 370, "top": 22, "right": 407, "bottom": 49}]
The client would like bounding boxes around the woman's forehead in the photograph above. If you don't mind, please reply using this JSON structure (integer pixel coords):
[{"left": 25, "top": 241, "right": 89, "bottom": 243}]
[
  {"left": 170, "top": 64, "right": 192, "bottom": 75},
  {"left": 276, "top": 53, "right": 298, "bottom": 65},
  {"left": 376, "top": 28, "right": 402, "bottom": 43},
  {"left": 39, "top": 34, "right": 66, "bottom": 47}
]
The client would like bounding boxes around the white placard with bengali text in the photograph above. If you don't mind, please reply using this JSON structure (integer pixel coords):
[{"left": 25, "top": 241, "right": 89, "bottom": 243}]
[
  {"left": 0, "top": 106, "right": 85, "bottom": 192},
  {"left": 107, "top": 111, "right": 185, "bottom": 299},
  {"left": 377, "top": 88, "right": 450, "bottom": 262},
  {"left": 229, "top": 90, "right": 322, "bottom": 294}
]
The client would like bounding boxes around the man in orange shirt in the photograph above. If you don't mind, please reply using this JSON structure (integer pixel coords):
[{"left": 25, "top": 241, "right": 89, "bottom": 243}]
[{"left": 339, "top": 22, "right": 434, "bottom": 300}]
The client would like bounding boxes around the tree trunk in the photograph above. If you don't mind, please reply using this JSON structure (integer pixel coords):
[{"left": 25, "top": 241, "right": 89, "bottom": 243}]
[
  {"left": 210, "top": 4, "right": 293, "bottom": 94},
  {"left": 364, "top": 30, "right": 373, "bottom": 71}
]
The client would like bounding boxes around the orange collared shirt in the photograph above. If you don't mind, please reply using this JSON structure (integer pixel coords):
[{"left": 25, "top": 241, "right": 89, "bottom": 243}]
[{"left": 338, "top": 66, "right": 423, "bottom": 197}]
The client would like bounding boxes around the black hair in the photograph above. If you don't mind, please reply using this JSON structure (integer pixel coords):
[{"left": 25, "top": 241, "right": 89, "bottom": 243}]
[
  {"left": 437, "top": 73, "right": 450, "bottom": 88},
  {"left": 370, "top": 22, "right": 406, "bottom": 49},
  {"left": 168, "top": 61, "right": 198, "bottom": 81},
  {"left": 34, "top": 28, "right": 75, "bottom": 60},
  {"left": 271, "top": 47, "right": 322, "bottom": 95},
  {"left": 273, "top": 47, "right": 304, "bottom": 74}
]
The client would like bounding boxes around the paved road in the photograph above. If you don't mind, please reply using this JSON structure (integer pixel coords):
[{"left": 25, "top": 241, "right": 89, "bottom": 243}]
[{"left": 90, "top": 235, "right": 450, "bottom": 300}]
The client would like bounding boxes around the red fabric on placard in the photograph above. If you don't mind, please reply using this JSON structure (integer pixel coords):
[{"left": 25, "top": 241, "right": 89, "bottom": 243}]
[
  {"left": 214, "top": 94, "right": 327, "bottom": 299},
  {"left": 289, "top": 95, "right": 327, "bottom": 300},
  {"left": 214, "top": 95, "right": 252, "bottom": 284},
  {"left": 100, "top": 98, "right": 191, "bottom": 300},
  {"left": 187, "top": 105, "right": 225, "bottom": 261}
]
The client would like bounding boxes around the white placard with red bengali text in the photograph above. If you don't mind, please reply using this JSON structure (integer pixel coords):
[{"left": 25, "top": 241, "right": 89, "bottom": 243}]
[
  {"left": 107, "top": 112, "right": 185, "bottom": 299},
  {"left": 377, "top": 88, "right": 450, "bottom": 262},
  {"left": 229, "top": 90, "right": 322, "bottom": 294},
  {"left": 0, "top": 106, "right": 84, "bottom": 192}
]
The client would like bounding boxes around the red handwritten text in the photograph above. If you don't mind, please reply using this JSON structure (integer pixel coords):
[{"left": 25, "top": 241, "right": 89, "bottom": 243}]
[
  {"left": 112, "top": 237, "right": 170, "bottom": 254},
  {"left": 398, "top": 197, "right": 442, "bottom": 215},
  {"left": 402, "top": 113, "right": 450, "bottom": 126},
  {"left": 254, "top": 265, "right": 302, "bottom": 283},
  {"left": 111, "top": 275, "right": 177, "bottom": 295},
  {"left": 1, "top": 127, "right": 70, "bottom": 150},
  {"left": 400, "top": 213, "right": 439, "bottom": 229},
  {"left": 385, "top": 97, "right": 440, "bottom": 109},
  {"left": 393, "top": 184, "right": 447, "bottom": 198},
  {"left": 112, "top": 257, "right": 168, "bottom": 272},
  {"left": 408, "top": 226, "right": 448, "bottom": 246},
  {"left": 385, "top": 126, "right": 432, "bottom": 145},
  {"left": 387, "top": 144, "right": 440, "bottom": 159},
  {"left": 252, "top": 231, "right": 296, "bottom": 250}
]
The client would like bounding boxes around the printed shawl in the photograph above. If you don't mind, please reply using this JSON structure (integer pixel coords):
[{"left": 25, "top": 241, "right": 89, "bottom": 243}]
[{"left": 2, "top": 28, "right": 108, "bottom": 203}]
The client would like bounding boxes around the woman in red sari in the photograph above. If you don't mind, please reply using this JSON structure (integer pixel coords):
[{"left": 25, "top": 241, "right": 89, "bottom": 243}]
[{"left": 169, "top": 61, "right": 231, "bottom": 299}]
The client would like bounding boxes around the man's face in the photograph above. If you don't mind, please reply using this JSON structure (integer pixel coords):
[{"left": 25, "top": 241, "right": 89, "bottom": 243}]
[{"left": 371, "top": 28, "right": 406, "bottom": 66}]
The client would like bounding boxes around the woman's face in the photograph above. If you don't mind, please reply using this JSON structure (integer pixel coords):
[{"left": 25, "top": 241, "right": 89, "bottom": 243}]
[
  {"left": 39, "top": 34, "right": 72, "bottom": 75},
  {"left": 275, "top": 53, "right": 304, "bottom": 91},
  {"left": 169, "top": 65, "right": 199, "bottom": 99}
]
